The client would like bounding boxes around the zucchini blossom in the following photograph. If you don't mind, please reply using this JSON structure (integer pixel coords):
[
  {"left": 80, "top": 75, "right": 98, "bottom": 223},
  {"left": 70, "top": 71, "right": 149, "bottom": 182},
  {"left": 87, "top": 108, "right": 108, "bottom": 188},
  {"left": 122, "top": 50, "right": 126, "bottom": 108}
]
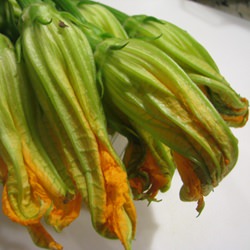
[
  {"left": 122, "top": 15, "right": 249, "bottom": 127},
  {"left": 18, "top": 2, "right": 136, "bottom": 249},
  {"left": 95, "top": 37, "right": 239, "bottom": 214}
]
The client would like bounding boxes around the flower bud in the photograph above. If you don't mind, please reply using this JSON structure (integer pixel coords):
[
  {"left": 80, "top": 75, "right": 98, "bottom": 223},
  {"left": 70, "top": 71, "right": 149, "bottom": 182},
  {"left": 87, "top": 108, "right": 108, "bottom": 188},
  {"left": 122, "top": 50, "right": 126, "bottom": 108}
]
[
  {"left": 123, "top": 15, "right": 249, "bottom": 127},
  {"left": 19, "top": 2, "right": 136, "bottom": 248},
  {"left": 95, "top": 37, "right": 239, "bottom": 213}
]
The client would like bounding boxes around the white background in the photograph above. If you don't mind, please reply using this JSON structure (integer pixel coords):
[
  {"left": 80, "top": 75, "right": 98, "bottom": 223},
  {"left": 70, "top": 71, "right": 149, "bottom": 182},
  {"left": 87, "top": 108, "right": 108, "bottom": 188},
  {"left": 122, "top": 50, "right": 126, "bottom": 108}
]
[{"left": 1, "top": 0, "right": 250, "bottom": 249}]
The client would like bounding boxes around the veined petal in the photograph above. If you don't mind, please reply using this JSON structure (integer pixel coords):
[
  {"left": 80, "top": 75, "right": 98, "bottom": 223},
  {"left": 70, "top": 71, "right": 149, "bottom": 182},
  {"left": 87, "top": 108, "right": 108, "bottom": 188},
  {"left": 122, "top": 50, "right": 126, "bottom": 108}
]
[
  {"left": 102, "top": 94, "right": 175, "bottom": 201},
  {"left": 123, "top": 128, "right": 175, "bottom": 201},
  {"left": 123, "top": 15, "right": 249, "bottom": 127},
  {"left": 95, "top": 37, "right": 239, "bottom": 210},
  {"left": 98, "top": 142, "right": 136, "bottom": 250},
  {"left": 27, "top": 222, "right": 63, "bottom": 250},
  {"left": 45, "top": 192, "right": 82, "bottom": 232},
  {"left": 0, "top": 34, "right": 42, "bottom": 222},
  {"left": 173, "top": 152, "right": 205, "bottom": 214},
  {"left": 76, "top": 1, "right": 128, "bottom": 39},
  {"left": 19, "top": 3, "right": 136, "bottom": 247},
  {"left": 1, "top": 165, "right": 51, "bottom": 226}
]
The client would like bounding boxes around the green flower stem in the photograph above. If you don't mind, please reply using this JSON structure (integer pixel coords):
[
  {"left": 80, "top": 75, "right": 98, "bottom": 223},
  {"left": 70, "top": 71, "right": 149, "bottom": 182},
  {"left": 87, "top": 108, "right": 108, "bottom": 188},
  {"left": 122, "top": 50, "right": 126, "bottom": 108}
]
[
  {"left": 52, "top": 0, "right": 86, "bottom": 23},
  {"left": 89, "top": 0, "right": 129, "bottom": 24},
  {"left": 16, "top": 0, "right": 41, "bottom": 9}
]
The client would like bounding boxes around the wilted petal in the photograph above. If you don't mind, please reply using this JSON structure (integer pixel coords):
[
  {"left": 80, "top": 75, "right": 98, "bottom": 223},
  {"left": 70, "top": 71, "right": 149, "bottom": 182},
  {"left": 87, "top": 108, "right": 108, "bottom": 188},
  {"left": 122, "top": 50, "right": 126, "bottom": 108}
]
[{"left": 27, "top": 222, "right": 63, "bottom": 250}]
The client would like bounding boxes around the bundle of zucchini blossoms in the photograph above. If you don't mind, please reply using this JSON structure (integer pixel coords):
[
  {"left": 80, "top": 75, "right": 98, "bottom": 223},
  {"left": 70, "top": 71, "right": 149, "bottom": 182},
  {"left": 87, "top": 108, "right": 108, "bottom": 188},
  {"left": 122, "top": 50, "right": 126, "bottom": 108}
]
[{"left": 0, "top": 0, "right": 249, "bottom": 249}]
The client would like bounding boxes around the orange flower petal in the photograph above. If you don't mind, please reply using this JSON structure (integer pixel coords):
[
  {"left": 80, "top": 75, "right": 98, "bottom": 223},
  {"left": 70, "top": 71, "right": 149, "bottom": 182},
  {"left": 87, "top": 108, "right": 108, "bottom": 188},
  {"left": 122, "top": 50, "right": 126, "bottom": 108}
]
[
  {"left": 99, "top": 143, "right": 136, "bottom": 249},
  {"left": 45, "top": 192, "right": 82, "bottom": 232},
  {"left": 2, "top": 165, "right": 52, "bottom": 225},
  {"left": 27, "top": 222, "right": 63, "bottom": 250},
  {"left": 173, "top": 151, "right": 205, "bottom": 214},
  {"left": 141, "top": 149, "right": 169, "bottom": 199}
]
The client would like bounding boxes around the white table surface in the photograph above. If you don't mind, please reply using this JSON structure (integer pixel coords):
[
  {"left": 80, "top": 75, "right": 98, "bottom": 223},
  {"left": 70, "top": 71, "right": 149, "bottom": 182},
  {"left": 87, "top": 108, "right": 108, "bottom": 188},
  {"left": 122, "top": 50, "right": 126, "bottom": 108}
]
[{"left": 1, "top": 0, "right": 250, "bottom": 250}]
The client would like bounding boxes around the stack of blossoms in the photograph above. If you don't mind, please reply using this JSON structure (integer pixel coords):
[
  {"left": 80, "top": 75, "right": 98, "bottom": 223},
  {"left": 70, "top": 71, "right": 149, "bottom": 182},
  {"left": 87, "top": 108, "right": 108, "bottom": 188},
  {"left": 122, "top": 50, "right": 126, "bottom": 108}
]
[{"left": 0, "top": 0, "right": 248, "bottom": 249}]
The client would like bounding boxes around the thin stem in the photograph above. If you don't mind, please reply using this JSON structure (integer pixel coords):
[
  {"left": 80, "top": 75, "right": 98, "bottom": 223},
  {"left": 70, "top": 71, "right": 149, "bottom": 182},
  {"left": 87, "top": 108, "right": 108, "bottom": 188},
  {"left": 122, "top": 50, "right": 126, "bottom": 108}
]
[
  {"left": 95, "top": 1, "right": 129, "bottom": 24},
  {"left": 52, "top": 0, "right": 86, "bottom": 23},
  {"left": 16, "top": 0, "right": 41, "bottom": 9},
  {"left": 52, "top": 0, "right": 109, "bottom": 50}
]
